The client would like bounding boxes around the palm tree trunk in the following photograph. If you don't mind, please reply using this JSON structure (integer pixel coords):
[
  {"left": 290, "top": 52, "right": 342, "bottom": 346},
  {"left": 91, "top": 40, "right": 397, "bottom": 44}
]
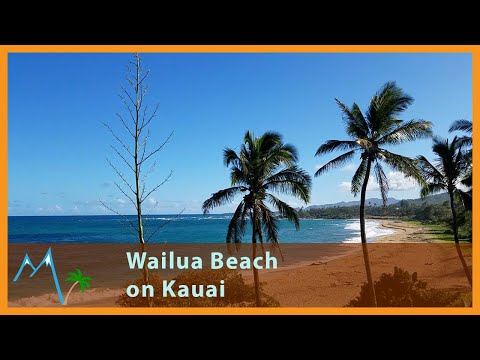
[
  {"left": 360, "top": 158, "right": 377, "bottom": 306},
  {"left": 63, "top": 281, "right": 79, "bottom": 306},
  {"left": 448, "top": 190, "right": 472, "bottom": 287},
  {"left": 251, "top": 208, "right": 262, "bottom": 307}
]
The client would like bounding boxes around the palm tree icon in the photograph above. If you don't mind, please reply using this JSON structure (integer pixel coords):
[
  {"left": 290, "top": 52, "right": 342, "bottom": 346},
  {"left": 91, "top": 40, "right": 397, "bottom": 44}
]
[{"left": 64, "top": 269, "right": 92, "bottom": 306}]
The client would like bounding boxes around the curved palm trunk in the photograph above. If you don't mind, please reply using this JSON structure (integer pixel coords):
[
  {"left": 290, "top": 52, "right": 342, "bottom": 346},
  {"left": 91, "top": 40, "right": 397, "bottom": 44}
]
[
  {"left": 63, "top": 281, "right": 79, "bottom": 306},
  {"left": 448, "top": 190, "right": 472, "bottom": 287},
  {"left": 360, "top": 158, "right": 377, "bottom": 307},
  {"left": 252, "top": 207, "right": 262, "bottom": 307}
]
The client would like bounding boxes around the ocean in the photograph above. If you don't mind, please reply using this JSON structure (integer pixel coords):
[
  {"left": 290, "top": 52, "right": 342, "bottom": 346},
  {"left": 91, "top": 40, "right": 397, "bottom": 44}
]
[{"left": 8, "top": 215, "right": 395, "bottom": 244}]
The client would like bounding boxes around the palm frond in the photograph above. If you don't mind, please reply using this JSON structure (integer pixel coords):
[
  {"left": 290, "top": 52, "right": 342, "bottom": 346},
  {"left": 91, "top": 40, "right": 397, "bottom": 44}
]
[
  {"left": 264, "top": 166, "right": 311, "bottom": 203},
  {"left": 262, "top": 143, "right": 298, "bottom": 170},
  {"left": 374, "top": 162, "right": 389, "bottom": 206},
  {"left": 377, "top": 120, "right": 432, "bottom": 145},
  {"left": 461, "top": 168, "right": 472, "bottom": 188},
  {"left": 258, "top": 202, "right": 279, "bottom": 244},
  {"left": 421, "top": 183, "right": 446, "bottom": 198},
  {"left": 366, "top": 81, "right": 414, "bottom": 135},
  {"left": 267, "top": 194, "right": 300, "bottom": 230},
  {"left": 455, "top": 135, "right": 472, "bottom": 148},
  {"left": 335, "top": 99, "right": 369, "bottom": 138},
  {"left": 230, "top": 165, "right": 248, "bottom": 186},
  {"left": 380, "top": 150, "right": 425, "bottom": 186},
  {"left": 315, "top": 140, "right": 359, "bottom": 156},
  {"left": 449, "top": 119, "right": 472, "bottom": 133},
  {"left": 243, "top": 130, "right": 254, "bottom": 150},
  {"left": 259, "top": 131, "right": 283, "bottom": 153},
  {"left": 456, "top": 189, "right": 472, "bottom": 211},
  {"left": 223, "top": 147, "right": 240, "bottom": 167},
  {"left": 416, "top": 155, "right": 445, "bottom": 183},
  {"left": 314, "top": 150, "right": 356, "bottom": 177},
  {"left": 202, "top": 187, "right": 243, "bottom": 214},
  {"left": 351, "top": 158, "right": 368, "bottom": 195},
  {"left": 226, "top": 201, "right": 247, "bottom": 243}
]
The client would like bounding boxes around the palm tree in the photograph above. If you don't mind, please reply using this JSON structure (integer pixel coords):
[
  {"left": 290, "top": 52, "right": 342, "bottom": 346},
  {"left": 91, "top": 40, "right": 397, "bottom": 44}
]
[
  {"left": 449, "top": 119, "right": 472, "bottom": 199},
  {"left": 203, "top": 131, "right": 311, "bottom": 306},
  {"left": 64, "top": 268, "right": 92, "bottom": 305},
  {"left": 417, "top": 136, "right": 472, "bottom": 286},
  {"left": 314, "top": 81, "right": 432, "bottom": 306}
]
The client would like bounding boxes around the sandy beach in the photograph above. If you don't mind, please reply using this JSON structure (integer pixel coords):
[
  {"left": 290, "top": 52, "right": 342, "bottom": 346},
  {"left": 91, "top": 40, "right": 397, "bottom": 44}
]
[{"left": 8, "top": 220, "right": 472, "bottom": 307}]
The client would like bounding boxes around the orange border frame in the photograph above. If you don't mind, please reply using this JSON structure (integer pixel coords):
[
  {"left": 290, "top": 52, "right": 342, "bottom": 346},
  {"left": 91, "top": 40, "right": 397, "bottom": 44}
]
[{"left": 0, "top": 45, "right": 477, "bottom": 315}]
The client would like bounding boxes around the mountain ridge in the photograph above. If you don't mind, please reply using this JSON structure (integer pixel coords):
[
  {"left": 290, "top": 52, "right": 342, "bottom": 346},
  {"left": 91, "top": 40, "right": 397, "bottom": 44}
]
[{"left": 302, "top": 192, "right": 449, "bottom": 210}]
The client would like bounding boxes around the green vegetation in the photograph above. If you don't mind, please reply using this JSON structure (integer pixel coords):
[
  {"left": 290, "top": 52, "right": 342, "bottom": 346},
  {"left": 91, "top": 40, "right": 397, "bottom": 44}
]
[
  {"left": 298, "top": 198, "right": 471, "bottom": 241},
  {"left": 116, "top": 269, "right": 280, "bottom": 307},
  {"left": 64, "top": 268, "right": 92, "bottom": 306},
  {"left": 418, "top": 136, "right": 472, "bottom": 285},
  {"left": 314, "top": 81, "right": 432, "bottom": 306},
  {"left": 202, "top": 131, "right": 311, "bottom": 306},
  {"left": 347, "top": 267, "right": 463, "bottom": 307}
]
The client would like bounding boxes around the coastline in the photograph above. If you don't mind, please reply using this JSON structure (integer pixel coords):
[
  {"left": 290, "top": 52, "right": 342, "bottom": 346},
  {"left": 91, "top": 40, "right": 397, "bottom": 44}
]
[{"left": 9, "top": 219, "right": 470, "bottom": 307}]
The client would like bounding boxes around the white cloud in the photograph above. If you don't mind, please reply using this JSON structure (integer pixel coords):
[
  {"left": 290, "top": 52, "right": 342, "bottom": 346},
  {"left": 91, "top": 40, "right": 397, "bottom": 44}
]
[
  {"left": 55, "top": 204, "right": 63, "bottom": 211},
  {"left": 337, "top": 171, "right": 418, "bottom": 193},
  {"left": 387, "top": 171, "right": 418, "bottom": 191},
  {"left": 341, "top": 164, "right": 356, "bottom": 172},
  {"left": 337, "top": 177, "right": 379, "bottom": 192},
  {"left": 116, "top": 198, "right": 126, "bottom": 204}
]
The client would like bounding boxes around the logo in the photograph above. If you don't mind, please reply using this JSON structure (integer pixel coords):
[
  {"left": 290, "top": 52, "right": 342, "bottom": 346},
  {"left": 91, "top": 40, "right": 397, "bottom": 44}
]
[{"left": 13, "top": 247, "right": 91, "bottom": 306}]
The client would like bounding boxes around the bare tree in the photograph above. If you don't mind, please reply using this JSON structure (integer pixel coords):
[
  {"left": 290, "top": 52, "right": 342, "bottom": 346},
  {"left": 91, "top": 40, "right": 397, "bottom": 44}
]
[{"left": 100, "top": 53, "right": 173, "bottom": 307}]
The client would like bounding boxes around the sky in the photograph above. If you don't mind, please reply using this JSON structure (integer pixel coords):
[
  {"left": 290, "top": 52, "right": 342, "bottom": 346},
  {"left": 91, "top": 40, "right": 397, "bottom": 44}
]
[{"left": 8, "top": 52, "right": 472, "bottom": 215}]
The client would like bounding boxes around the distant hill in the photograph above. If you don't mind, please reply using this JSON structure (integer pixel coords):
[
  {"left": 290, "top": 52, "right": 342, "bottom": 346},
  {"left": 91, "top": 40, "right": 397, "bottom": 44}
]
[
  {"left": 398, "top": 192, "right": 449, "bottom": 206},
  {"left": 303, "top": 193, "right": 449, "bottom": 210}
]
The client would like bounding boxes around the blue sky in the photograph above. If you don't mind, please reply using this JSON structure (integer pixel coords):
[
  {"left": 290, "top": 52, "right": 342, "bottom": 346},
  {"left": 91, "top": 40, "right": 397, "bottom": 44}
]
[{"left": 8, "top": 52, "right": 472, "bottom": 215}]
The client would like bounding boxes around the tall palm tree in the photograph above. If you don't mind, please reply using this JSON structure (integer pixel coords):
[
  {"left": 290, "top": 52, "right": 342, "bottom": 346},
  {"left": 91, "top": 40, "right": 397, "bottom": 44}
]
[
  {"left": 417, "top": 136, "right": 472, "bottom": 286},
  {"left": 449, "top": 119, "right": 472, "bottom": 195},
  {"left": 203, "top": 131, "right": 311, "bottom": 306},
  {"left": 315, "top": 81, "right": 432, "bottom": 306}
]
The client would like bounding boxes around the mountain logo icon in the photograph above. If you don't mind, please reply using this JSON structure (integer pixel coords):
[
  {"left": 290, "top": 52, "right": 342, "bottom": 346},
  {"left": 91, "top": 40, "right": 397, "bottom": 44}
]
[{"left": 13, "top": 247, "right": 92, "bottom": 306}]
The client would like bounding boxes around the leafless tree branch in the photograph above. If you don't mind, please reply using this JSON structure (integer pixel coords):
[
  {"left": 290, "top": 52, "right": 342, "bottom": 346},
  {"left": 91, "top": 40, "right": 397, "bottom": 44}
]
[
  {"left": 145, "top": 209, "right": 185, "bottom": 243},
  {"left": 121, "top": 86, "right": 137, "bottom": 108},
  {"left": 139, "top": 69, "right": 150, "bottom": 86},
  {"left": 106, "top": 158, "right": 136, "bottom": 194},
  {"left": 140, "top": 131, "right": 173, "bottom": 165},
  {"left": 113, "top": 181, "right": 137, "bottom": 209},
  {"left": 115, "top": 113, "right": 135, "bottom": 138},
  {"left": 139, "top": 128, "right": 152, "bottom": 163},
  {"left": 141, "top": 170, "right": 173, "bottom": 203},
  {"left": 99, "top": 199, "right": 139, "bottom": 234},
  {"left": 119, "top": 94, "right": 136, "bottom": 123},
  {"left": 139, "top": 103, "right": 160, "bottom": 134},
  {"left": 103, "top": 122, "right": 134, "bottom": 157},
  {"left": 110, "top": 145, "right": 135, "bottom": 173},
  {"left": 142, "top": 160, "right": 157, "bottom": 182}
]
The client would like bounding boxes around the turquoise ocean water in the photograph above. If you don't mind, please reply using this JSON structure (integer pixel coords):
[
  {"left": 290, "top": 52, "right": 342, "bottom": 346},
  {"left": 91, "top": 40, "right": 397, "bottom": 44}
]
[{"left": 8, "top": 215, "right": 395, "bottom": 243}]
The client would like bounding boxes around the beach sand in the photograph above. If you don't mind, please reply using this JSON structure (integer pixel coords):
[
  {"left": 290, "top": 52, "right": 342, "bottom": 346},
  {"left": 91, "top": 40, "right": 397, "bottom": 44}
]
[{"left": 8, "top": 220, "right": 472, "bottom": 307}]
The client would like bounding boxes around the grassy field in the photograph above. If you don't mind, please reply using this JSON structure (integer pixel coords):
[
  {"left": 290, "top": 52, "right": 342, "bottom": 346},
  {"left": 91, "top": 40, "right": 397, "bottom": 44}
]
[{"left": 407, "top": 220, "right": 471, "bottom": 243}]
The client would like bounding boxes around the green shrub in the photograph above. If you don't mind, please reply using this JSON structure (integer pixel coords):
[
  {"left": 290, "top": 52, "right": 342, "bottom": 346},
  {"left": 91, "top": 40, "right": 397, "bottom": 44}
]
[
  {"left": 116, "top": 268, "right": 279, "bottom": 307},
  {"left": 347, "top": 267, "right": 461, "bottom": 307}
]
